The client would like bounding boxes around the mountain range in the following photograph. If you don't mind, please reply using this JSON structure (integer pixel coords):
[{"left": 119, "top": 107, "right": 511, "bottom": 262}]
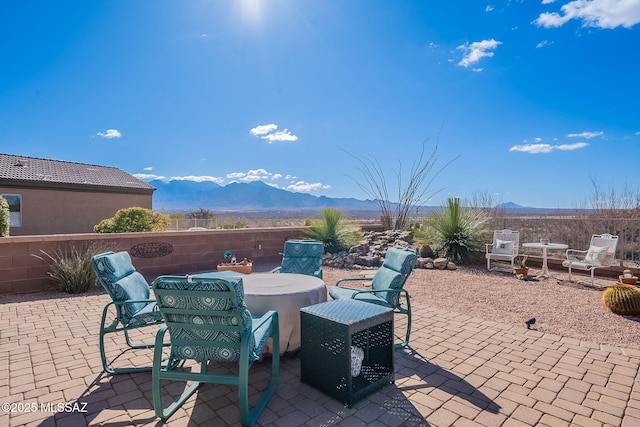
[
  {"left": 150, "top": 179, "right": 381, "bottom": 211},
  {"left": 150, "top": 179, "right": 574, "bottom": 215}
]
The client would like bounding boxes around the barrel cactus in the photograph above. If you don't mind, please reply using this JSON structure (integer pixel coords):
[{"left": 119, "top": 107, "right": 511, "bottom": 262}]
[{"left": 602, "top": 284, "right": 640, "bottom": 315}]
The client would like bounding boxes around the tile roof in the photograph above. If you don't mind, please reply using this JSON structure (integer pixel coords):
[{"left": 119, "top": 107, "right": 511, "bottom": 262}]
[{"left": 0, "top": 153, "right": 155, "bottom": 192}]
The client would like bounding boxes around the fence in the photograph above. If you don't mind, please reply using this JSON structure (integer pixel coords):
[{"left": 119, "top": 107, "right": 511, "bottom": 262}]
[{"left": 487, "top": 217, "right": 640, "bottom": 264}]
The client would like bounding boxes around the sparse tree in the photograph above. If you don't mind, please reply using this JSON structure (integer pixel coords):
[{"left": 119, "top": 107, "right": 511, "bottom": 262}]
[{"left": 344, "top": 133, "right": 457, "bottom": 230}]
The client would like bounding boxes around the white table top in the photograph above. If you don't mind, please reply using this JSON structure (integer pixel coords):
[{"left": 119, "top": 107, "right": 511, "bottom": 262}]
[
  {"left": 241, "top": 273, "right": 325, "bottom": 295},
  {"left": 522, "top": 242, "right": 568, "bottom": 250}
]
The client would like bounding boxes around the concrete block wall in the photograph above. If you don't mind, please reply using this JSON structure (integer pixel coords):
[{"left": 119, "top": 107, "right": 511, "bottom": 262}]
[{"left": 0, "top": 227, "right": 305, "bottom": 294}]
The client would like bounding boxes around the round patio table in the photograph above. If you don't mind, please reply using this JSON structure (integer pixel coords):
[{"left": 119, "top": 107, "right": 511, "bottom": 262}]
[
  {"left": 193, "top": 272, "right": 327, "bottom": 354},
  {"left": 522, "top": 242, "right": 568, "bottom": 279}
]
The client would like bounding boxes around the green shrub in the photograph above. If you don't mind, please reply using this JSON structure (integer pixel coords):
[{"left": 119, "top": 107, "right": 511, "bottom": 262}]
[
  {"left": 301, "top": 208, "right": 361, "bottom": 254},
  {"left": 0, "top": 196, "right": 9, "bottom": 237},
  {"left": 94, "top": 207, "right": 170, "bottom": 233},
  {"left": 424, "top": 197, "right": 489, "bottom": 264},
  {"left": 33, "top": 240, "right": 119, "bottom": 294}
]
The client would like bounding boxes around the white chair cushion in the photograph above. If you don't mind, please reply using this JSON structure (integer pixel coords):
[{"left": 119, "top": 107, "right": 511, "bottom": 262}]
[
  {"left": 584, "top": 245, "right": 608, "bottom": 265},
  {"left": 493, "top": 239, "right": 514, "bottom": 255}
]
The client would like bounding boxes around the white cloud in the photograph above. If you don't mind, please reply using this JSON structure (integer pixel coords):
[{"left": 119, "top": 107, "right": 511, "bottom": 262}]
[
  {"left": 509, "top": 142, "right": 588, "bottom": 153},
  {"left": 261, "top": 129, "right": 298, "bottom": 143},
  {"left": 170, "top": 175, "right": 225, "bottom": 184},
  {"left": 133, "top": 173, "right": 166, "bottom": 181},
  {"left": 250, "top": 123, "right": 299, "bottom": 143},
  {"left": 227, "top": 168, "right": 274, "bottom": 182},
  {"left": 143, "top": 166, "right": 153, "bottom": 171},
  {"left": 457, "top": 39, "right": 502, "bottom": 68},
  {"left": 534, "top": 0, "right": 640, "bottom": 29},
  {"left": 536, "top": 40, "right": 554, "bottom": 48},
  {"left": 97, "top": 129, "right": 122, "bottom": 139},
  {"left": 568, "top": 130, "right": 604, "bottom": 138},
  {"left": 486, "top": 5, "right": 495, "bottom": 12},
  {"left": 542, "top": 0, "right": 556, "bottom": 4},
  {"left": 285, "top": 181, "right": 332, "bottom": 192},
  {"left": 557, "top": 142, "right": 589, "bottom": 150},
  {"left": 250, "top": 124, "right": 278, "bottom": 136}
]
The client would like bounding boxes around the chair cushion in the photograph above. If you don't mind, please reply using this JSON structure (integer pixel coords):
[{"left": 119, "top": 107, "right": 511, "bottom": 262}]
[
  {"left": 280, "top": 256, "right": 322, "bottom": 275},
  {"left": 493, "top": 239, "right": 514, "bottom": 255},
  {"left": 92, "top": 251, "right": 151, "bottom": 319},
  {"left": 584, "top": 245, "right": 608, "bottom": 265},
  {"left": 328, "top": 286, "right": 390, "bottom": 307},
  {"left": 93, "top": 251, "right": 136, "bottom": 290},
  {"left": 154, "top": 276, "right": 261, "bottom": 363},
  {"left": 126, "top": 301, "right": 163, "bottom": 328},
  {"left": 371, "top": 267, "right": 405, "bottom": 306},
  {"left": 115, "top": 271, "right": 152, "bottom": 317},
  {"left": 283, "top": 240, "right": 324, "bottom": 257},
  {"left": 383, "top": 247, "right": 417, "bottom": 275}
]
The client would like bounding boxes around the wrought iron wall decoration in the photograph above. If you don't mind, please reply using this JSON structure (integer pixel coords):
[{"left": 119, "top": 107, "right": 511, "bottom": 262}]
[{"left": 130, "top": 242, "right": 173, "bottom": 258}]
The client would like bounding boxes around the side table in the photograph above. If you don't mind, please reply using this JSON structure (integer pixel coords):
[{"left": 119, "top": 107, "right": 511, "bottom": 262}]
[{"left": 300, "top": 299, "right": 394, "bottom": 406}]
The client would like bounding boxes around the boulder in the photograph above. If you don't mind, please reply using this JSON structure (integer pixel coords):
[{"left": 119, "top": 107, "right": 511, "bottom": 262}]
[{"left": 433, "top": 257, "right": 448, "bottom": 269}]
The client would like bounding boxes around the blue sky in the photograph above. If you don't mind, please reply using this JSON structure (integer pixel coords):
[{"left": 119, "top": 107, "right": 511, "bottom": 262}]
[{"left": 1, "top": 1, "right": 639, "bottom": 209}]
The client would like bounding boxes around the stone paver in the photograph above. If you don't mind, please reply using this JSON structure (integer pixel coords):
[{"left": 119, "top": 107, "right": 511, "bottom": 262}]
[{"left": 2, "top": 288, "right": 640, "bottom": 426}]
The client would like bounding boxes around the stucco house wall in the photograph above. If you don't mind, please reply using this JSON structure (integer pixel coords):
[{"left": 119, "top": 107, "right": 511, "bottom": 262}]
[
  {"left": 0, "top": 153, "right": 155, "bottom": 236},
  {"left": 0, "top": 186, "right": 152, "bottom": 236}
]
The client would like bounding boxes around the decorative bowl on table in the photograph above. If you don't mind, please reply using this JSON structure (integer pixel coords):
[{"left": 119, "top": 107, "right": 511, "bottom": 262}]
[
  {"left": 619, "top": 275, "right": 638, "bottom": 285},
  {"left": 217, "top": 261, "right": 252, "bottom": 274}
]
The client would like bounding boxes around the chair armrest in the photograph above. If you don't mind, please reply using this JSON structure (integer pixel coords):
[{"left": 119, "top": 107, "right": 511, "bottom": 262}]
[
  {"left": 485, "top": 243, "right": 493, "bottom": 253},
  {"left": 565, "top": 249, "right": 587, "bottom": 260},
  {"left": 335, "top": 276, "right": 374, "bottom": 288},
  {"left": 269, "top": 266, "right": 282, "bottom": 273},
  {"left": 112, "top": 298, "right": 157, "bottom": 306},
  {"left": 349, "top": 287, "right": 407, "bottom": 297},
  {"left": 253, "top": 310, "right": 278, "bottom": 329}
]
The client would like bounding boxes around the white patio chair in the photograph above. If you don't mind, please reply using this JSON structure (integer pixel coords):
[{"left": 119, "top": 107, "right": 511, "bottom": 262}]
[
  {"left": 562, "top": 233, "right": 618, "bottom": 286},
  {"left": 486, "top": 229, "right": 520, "bottom": 274}
]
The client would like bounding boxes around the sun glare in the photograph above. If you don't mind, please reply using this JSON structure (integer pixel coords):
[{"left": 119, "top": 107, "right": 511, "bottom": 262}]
[{"left": 240, "top": 0, "right": 263, "bottom": 24}]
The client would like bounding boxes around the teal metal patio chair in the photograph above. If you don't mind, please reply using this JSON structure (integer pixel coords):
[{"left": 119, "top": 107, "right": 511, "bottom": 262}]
[
  {"left": 270, "top": 239, "right": 324, "bottom": 278},
  {"left": 92, "top": 251, "right": 167, "bottom": 374},
  {"left": 152, "top": 275, "right": 279, "bottom": 426},
  {"left": 328, "top": 246, "right": 418, "bottom": 348}
]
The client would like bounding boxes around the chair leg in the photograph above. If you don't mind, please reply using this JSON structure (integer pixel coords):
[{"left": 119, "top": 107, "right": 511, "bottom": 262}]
[
  {"left": 152, "top": 330, "right": 203, "bottom": 420},
  {"left": 396, "top": 298, "right": 412, "bottom": 349},
  {"left": 242, "top": 316, "right": 280, "bottom": 426}
]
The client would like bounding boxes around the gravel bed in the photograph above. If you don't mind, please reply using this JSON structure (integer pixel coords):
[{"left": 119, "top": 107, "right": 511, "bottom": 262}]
[{"left": 321, "top": 265, "right": 640, "bottom": 350}]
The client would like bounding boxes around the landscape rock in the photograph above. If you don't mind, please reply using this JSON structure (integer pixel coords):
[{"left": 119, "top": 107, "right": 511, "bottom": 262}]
[{"left": 433, "top": 257, "right": 448, "bottom": 269}]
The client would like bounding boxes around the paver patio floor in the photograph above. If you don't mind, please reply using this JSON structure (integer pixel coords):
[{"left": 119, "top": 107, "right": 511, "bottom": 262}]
[{"left": 2, "top": 285, "right": 640, "bottom": 426}]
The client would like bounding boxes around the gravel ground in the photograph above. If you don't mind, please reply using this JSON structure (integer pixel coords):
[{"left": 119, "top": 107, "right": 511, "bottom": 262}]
[{"left": 321, "top": 264, "right": 640, "bottom": 350}]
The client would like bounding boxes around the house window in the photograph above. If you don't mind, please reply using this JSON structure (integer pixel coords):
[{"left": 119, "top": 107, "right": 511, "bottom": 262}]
[{"left": 1, "top": 194, "right": 21, "bottom": 227}]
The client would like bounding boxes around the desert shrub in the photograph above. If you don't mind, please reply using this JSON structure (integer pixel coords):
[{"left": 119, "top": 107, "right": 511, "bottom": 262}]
[
  {"left": 94, "top": 207, "right": 170, "bottom": 233},
  {"left": 0, "top": 196, "right": 9, "bottom": 237},
  {"left": 424, "top": 197, "right": 489, "bottom": 264},
  {"left": 301, "top": 208, "right": 361, "bottom": 254},
  {"left": 33, "top": 240, "right": 119, "bottom": 294}
]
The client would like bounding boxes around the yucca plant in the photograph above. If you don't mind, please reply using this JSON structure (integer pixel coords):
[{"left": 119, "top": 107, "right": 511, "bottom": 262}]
[
  {"left": 301, "top": 208, "right": 361, "bottom": 254},
  {"left": 424, "top": 197, "right": 489, "bottom": 264},
  {"left": 33, "top": 240, "right": 119, "bottom": 294}
]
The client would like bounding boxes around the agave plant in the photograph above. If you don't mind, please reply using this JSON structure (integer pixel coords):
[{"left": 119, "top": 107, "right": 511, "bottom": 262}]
[
  {"left": 424, "top": 197, "right": 489, "bottom": 264},
  {"left": 301, "top": 208, "right": 360, "bottom": 254}
]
